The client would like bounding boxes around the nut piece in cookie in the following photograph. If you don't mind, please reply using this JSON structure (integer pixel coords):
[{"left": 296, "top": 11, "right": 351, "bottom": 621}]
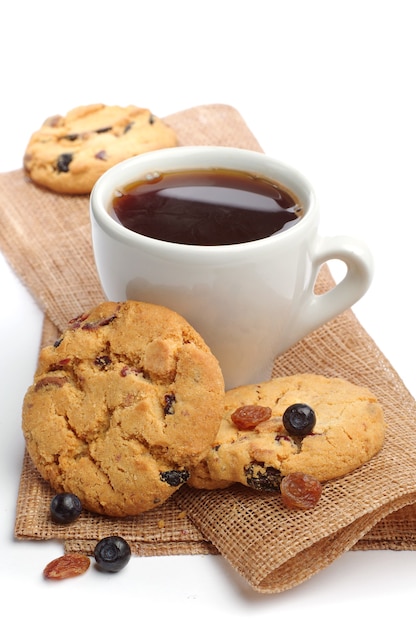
[
  {"left": 23, "top": 104, "right": 178, "bottom": 194},
  {"left": 22, "top": 301, "right": 224, "bottom": 516},
  {"left": 188, "top": 374, "right": 385, "bottom": 490}
]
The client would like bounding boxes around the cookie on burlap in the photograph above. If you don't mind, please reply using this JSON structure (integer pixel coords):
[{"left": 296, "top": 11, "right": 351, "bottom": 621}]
[
  {"left": 189, "top": 374, "right": 385, "bottom": 491},
  {"left": 22, "top": 301, "right": 224, "bottom": 516},
  {"left": 23, "top": 104, "right": 178, "bottom": 194}
]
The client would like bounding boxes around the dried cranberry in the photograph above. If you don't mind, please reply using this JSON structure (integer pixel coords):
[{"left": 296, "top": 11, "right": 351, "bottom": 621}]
[
  {"left": 275, "top": 434, "right": 291, "bottom": 443},
  {"left": 82, "top": 314, "right": 117, "bottom": 330},
  {"left": 95, "top": 150, "right": 108, "bottom": 160},
  {"left": 48, "top": 358, "right": 71, "bottom": 372},
  {"left": 68, "top": 313, "right": 89, "bottom": 329}
]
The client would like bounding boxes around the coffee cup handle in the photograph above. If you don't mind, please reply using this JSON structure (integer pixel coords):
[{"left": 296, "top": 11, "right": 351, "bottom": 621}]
[{"left": 279, "top": 235, "right": 374, "bottom": 353}]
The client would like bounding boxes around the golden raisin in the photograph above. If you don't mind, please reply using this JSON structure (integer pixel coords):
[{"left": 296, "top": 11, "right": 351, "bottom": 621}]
[
  {"left": 43, "top": 553, "right": 90, "bottom": 580},
  {"left": 280, "top": 473, "right": 322, "bottom": 510},
  {"left": 231, "top": 405, "right": 272, "bottom": 430}
]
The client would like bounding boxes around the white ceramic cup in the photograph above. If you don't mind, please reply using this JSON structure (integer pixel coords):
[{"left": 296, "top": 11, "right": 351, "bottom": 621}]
[{"left": 90, "top": 146, "right": 373, "bottom": 390}]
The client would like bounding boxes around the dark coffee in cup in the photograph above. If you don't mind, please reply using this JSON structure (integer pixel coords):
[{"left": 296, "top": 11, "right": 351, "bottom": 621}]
[{"left": 111, "top": 168, "right": 304, "bottom": 245}]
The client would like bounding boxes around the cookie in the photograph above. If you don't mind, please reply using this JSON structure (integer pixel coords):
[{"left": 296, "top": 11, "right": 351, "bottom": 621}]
[
  {"left": 22, "top": 301, "right": 224, "bottom": 516},
  {"left": 189, "top": 374, "right": 385, "bottom": 491},
  {"left": 23, "top": 104, "right": 178, "bottom": 194}
]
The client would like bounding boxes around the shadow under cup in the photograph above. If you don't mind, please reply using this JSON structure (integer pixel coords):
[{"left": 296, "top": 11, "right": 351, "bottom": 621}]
[{"left": 90, "top": 146, "right": 373, "bottom": 389}]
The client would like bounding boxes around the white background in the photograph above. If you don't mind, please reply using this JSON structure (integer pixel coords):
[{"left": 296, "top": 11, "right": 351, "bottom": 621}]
[{"left": 1, "top": 0, "right": 415, "bottom": 622}]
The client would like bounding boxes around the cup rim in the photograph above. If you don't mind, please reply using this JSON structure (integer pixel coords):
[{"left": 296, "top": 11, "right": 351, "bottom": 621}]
[{"left": 90, "top": 145, "right": 317, "bottom": 253}]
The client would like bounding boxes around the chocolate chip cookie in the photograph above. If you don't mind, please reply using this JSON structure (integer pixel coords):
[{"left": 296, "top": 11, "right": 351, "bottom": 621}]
[
  {"left": 189, "top": 374, "right": 385, "bottom": 491},
  {"left": 23, "top": 104, "right": 178, "bottom": 194},
  {"left": 22, "top": 301, "right": 224, "bottom": 516}
]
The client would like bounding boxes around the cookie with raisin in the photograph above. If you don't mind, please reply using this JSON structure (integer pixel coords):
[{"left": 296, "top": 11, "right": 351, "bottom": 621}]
[
  {"left": 188, "top": 374, "right": 385, "bottom": 491},
  {"left": 22, "top": 301, "right": 224, "bottom": 516},
  {"left": 23, "top": 104, "right": 178, "bottom": 194}
]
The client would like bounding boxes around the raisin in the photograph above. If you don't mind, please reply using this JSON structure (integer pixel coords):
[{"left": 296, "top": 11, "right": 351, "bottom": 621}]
[
  {"left": 149, "top": 114, "right": 155, "bottom": 124},
  {"left": 63, "top": 133, "right": 79, "bottom": 141},
  {"left": 163, "top": 393, "right": 176, "bottom": 415},
  {"left": 244, "top": 463, "right": 281, "bottom": 491},
  {"left": 124, "top": 122, "right": 134, "bottom": 133},
  {"left": 53, "top": 337, "right": 63, "bottom": 348},
  {"left": 95, "top": 150, "right": 108, "bottom": 160},
  {"left": 280, "top": 473, "right": 322, "bottom": 510},
  {"left": 56, "top": 153, "right": 73, "bottom": 173},
  {"left": 231, "top": 405, "right": 272, "bottom": 430},
  {"left": 159, "top": 469, "right": 190, "bottom": 487},
  {"left": 43, "top": 553, "right": 90, "bottom": 580}
]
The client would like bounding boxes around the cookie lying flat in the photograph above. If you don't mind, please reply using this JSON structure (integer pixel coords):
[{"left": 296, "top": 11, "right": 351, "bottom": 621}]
[
  {"left": 23, "top": 104, "right": 178, "bottom": 194},
  {"left": 189, "top": 374, "right": 385, "bottom": 491},
  {"left": 22, "top": 301, "right": 224, "bottom": 516}
]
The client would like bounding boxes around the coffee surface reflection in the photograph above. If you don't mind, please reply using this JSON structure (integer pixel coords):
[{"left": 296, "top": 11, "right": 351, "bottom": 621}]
[{"left": 111, "top": 168, "right": 304, "bottom": 245}]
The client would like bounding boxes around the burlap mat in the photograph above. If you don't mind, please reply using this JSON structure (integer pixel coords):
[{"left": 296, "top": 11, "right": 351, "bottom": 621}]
[{"left": 2, "top": 104, "right": 416, "bottom": 594}]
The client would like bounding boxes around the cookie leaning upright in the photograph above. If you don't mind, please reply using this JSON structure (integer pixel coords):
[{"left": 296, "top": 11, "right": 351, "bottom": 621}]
[
  {"left": 22, "top": 301, "right": 224, "bottom": 517},
  {"left": 189, "top": 374, "right": 386, "bottom": 491},
  {"left": 23, "top": 104, "right": 178, "bottom": 194}
]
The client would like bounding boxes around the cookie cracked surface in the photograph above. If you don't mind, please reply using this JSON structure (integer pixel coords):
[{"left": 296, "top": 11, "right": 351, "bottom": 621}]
[
  {"left": 189, "top": 374, "right": 385, "bottom": 490},
  {"left": 23, "top": 104, "right": 178, "bottom": 194},
  {"left": 22, "top": 301, "right": 224, "bottom": 516}
]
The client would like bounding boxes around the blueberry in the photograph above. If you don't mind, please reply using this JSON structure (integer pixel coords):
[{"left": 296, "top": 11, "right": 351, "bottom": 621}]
[
  {"left": 282, "top": 403, "right": 316, "bottom": 436},
  {"left": 50, "top": 493, "right": 82, "bottom": 524},
  {"left": 94, "top": 536, "right": 131, "bottom": 573}
]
